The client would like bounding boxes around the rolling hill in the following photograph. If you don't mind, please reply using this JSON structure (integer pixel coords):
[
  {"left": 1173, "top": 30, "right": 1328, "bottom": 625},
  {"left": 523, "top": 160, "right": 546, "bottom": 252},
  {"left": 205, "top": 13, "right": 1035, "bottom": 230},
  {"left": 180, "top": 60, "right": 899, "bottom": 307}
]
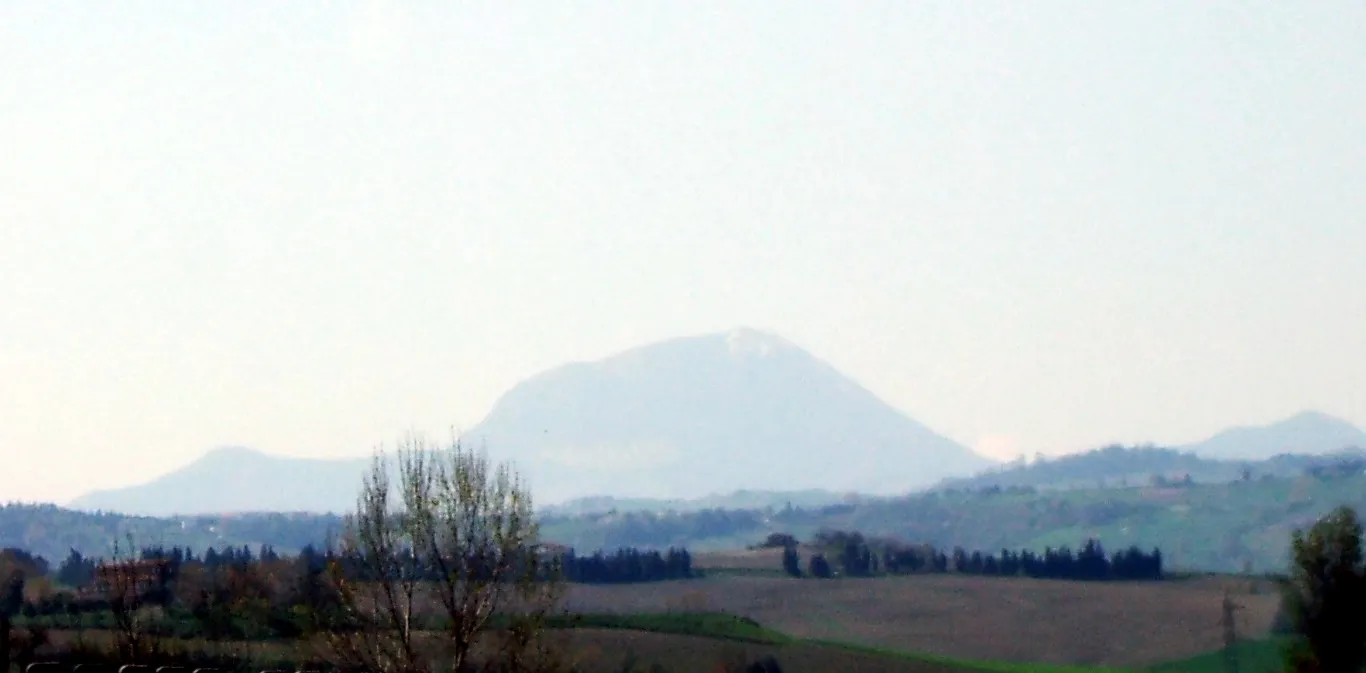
[
  {"left": 25, "top": 451, "right": 1366, "bottom": 572},
  {"left": 933, "top": 441, "right": 1366, "bottom": 492}
]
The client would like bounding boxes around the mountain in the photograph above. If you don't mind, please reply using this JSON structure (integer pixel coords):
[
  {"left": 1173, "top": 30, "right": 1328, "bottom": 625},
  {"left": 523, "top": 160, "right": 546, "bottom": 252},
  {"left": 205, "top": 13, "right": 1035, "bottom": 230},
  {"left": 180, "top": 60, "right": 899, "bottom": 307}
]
[
  {"left": 1180, "top": 411, "right": 1366, "bottom": 461},
  {"left": 68, "top": 446, "right": 371, "bottom": 516},
  {"left": 460, "top": 327, "right": 993, "bottom": 504},
  {"left": 67, "top": 328, "right": 990, "bottom": 515}
]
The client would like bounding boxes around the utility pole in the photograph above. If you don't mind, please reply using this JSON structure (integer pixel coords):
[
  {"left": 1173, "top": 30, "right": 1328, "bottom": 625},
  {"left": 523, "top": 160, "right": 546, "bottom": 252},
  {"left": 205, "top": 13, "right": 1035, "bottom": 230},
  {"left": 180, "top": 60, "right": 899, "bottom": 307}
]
[{"left": 1222, "top": 589, "right": 1243, "bottom": 673}]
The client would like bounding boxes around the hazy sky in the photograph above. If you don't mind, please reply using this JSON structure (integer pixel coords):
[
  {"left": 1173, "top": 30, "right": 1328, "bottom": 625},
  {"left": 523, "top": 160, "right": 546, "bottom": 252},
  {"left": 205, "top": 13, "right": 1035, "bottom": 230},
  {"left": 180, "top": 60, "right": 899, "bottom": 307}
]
[{"left": 3, "top": 2, "right": 1365, "bottom": 504}]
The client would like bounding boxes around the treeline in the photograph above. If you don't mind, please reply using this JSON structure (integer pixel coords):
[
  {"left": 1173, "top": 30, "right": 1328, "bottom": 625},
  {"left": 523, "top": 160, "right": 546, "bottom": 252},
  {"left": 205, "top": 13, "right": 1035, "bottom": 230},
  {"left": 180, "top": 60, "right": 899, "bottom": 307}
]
[
  {"left": 0, "top": 539, "right": 696, "bottom": 643},
  {"left": 43, "top": 541, "right": 695, "bottom": 588},
  {"left": 782, "top": 530, "right": 1164, "bottom": 582},
  {"left": 558, "top": 546, "right": 694, "bottom": 584},
  {"left": 50, "top": 544, "right": 288, "bottom": 588}
]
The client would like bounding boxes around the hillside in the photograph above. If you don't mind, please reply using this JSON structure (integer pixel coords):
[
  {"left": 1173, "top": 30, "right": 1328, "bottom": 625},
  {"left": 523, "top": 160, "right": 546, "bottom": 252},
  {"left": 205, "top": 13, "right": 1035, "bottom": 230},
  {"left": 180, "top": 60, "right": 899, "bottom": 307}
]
[
  {"left": 69, "top": 447, "right": 371, "bottom": 516},
  {"left": 68, "top": 328, "right": 993, "bottom": 515},
  {"left": 458, "top": 327, "right": 993, "bottom": 503},
  {"left": 1180, "top": 410, "right": 1366, "bottom": 460},
  {"left": 538, "top": 457, "right": 1366, "bottom": 572},
  {"left": 0, "top": 503, "right": 343, "bottom": 561},
  {"left": 22, "top": 455, "right": 1366, "bottom": 572},
  {"left": 934, "top": 442, "right": 1365, "bottom": 492}
]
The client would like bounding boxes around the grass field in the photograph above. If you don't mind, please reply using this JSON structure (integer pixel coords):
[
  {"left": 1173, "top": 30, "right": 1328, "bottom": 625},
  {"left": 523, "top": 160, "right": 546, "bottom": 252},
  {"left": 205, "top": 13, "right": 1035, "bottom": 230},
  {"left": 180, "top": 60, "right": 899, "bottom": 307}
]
[
  {"left": 543, "top": 612, "right": 791, "bottom": 644},
  {"left": 563, "top": 568, "right": 1280, "bottom": 668},
  {"left": 32, "top": 622, "right": 1062, "bottom": 673},
  {"left": 33, "top": 609, "right": 1287, "bottom": 673},
  {"left": 546, "top": 611, "right": 1290, "bottom": 673},
  {"left": 1148, "top": 638, "right": 1290, "bottom": 673}
]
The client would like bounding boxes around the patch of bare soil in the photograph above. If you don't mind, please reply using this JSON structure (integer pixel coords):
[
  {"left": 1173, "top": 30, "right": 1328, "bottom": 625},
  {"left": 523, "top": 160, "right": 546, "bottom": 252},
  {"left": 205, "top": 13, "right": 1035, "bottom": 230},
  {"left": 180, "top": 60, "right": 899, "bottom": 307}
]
[{"left": 564, "top": 574, "right": 1280, "bottom": 667}]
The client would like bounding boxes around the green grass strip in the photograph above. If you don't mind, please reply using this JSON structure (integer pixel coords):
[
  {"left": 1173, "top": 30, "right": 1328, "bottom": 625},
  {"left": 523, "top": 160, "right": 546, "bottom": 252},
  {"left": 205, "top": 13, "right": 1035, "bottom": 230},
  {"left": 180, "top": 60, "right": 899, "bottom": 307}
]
[
  {"left": 541, "top": 611, "right": 793, "bottom": 645},
  {"left": 1147, "top": 638, "right": 1291, "bottom": 673},
  {"left": 805, "top": 638, "right": 1129, "bottom": 673}
]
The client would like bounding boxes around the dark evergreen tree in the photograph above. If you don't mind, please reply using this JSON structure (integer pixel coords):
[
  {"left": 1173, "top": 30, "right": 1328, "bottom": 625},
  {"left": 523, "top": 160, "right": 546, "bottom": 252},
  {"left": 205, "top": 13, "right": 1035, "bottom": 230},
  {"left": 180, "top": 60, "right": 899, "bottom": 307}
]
[
  {"left": 782, "top": 544, "right": 802, "bottom": 577},
  {"left": 55, "top": 548, "right": 96, "bottom": 587},
  {"left": 808, "top": 553, "right": 832, "bottom": 579}
]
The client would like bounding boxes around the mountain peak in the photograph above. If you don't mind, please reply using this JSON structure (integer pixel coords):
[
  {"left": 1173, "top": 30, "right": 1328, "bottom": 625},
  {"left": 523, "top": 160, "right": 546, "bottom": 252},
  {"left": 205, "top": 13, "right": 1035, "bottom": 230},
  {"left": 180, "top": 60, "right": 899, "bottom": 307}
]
[
  {"left": 462, "top": 330, "right": 992, "bottom": 504},
  {"left": 1284, "top": 410, "right": 1346, "bottom": 425},
  {"left": 1183, "top": 410, "right": 1366, "bottom": 460},
  {"left": 723, "top": 327, "right": 794, "bottom": 358},
  {"left": 203, "top": 445, "right": 266, "bottom": 460}
]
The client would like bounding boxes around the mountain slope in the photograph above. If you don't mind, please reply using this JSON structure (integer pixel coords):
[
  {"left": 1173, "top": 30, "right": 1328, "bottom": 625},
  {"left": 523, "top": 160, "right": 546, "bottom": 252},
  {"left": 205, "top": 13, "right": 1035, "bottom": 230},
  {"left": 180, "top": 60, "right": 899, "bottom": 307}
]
[
  {"left": 461, "top": 328, "right": 993, "bottom": 504},
  {"left": 67, "top": 329, "right": 990, "bottom": 515},
  {"left": 68, "top": 447, "right": 371, "bottom": 516},
  {"left": 933, "top": 443, "right": 1366, "bottom": 492},
  {"left": 1180, "top": 411, "right": 1366, "bottom": 461}
]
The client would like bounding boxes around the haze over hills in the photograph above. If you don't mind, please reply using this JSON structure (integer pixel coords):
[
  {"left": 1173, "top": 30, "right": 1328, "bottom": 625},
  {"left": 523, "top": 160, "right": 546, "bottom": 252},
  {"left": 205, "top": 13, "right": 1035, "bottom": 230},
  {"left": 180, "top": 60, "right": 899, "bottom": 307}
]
[
  {"left": 935, "top": 439, "right": 1366, "bottom": 493},
  {"left": 69, "top": 447, "right": 371, "bottom": 515},
  {"left": 1177, "top": 410, "right": 1366, "bottom": 460},
  {"left": 68, "top": 328, "right": 993, "bottom": 516},
  {"left": 64, "top": 325, "right": 1366, "bottom": 518},
  {"left": 457, "top": 328, "right": 992, "bottom": 503}
]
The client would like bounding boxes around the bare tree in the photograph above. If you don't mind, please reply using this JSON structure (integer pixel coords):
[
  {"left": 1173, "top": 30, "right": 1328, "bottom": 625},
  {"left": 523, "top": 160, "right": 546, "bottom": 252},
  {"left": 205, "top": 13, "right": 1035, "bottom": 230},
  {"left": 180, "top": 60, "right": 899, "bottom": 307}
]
[
  {"left": 325, "top": 450, "right": 427, "bottom": 673},
  {"left": 324, "top": 433, "right": 565, "bottom": 673},
  {"left": 103, "top": 536, "right": 161, "bottom": 662}
]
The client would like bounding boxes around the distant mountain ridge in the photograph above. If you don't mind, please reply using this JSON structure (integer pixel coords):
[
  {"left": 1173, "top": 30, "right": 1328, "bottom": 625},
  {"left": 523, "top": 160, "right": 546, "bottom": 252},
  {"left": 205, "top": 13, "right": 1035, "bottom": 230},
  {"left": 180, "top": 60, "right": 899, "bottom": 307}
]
[
  {"left": 935, "top": 441, "right": 1366, "bottom": 493},
  {"left": 1178, "top": 410, "right": 1366, "bottom": 460},
  {"left": 931, "top": 411, "right": 1366, "bottom": 493},
  {"left": 69, "top": 447, "right": 371, "bottom": 515},
  {"left": 68, "top": 328, "right": 993, "bottom": 516},
  {"left": 66, "top": 328, "right": 1363, "bottom": 517}
]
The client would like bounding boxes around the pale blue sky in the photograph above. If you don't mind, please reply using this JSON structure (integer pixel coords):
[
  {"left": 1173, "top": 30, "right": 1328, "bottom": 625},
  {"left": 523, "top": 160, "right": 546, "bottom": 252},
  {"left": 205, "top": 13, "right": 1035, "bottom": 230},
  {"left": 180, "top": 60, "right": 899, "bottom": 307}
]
[{"left": 2, "top": 2, "right": 1364, "bottom": 503}]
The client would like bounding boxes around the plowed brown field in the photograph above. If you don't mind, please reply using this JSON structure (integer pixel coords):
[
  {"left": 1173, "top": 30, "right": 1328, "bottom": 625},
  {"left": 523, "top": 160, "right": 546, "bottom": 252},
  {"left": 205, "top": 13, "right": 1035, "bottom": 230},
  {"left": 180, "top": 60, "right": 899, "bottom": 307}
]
[{"left": 564, "top": 572, "right": 1279, "bottom": 667}]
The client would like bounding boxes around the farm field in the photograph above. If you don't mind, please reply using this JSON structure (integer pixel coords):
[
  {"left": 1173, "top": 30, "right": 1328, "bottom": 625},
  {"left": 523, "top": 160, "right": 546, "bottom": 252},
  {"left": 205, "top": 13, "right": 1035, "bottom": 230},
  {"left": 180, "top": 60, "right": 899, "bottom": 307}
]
[
  {"left": 14, "top": 546, "right": 1286, "bottom": 672},
  {"left": 552, "top": 629, "right": 998, "bottom": 673},
  {"left": 562, "top": 570, "right": 1280, "bottom": 668},
  {"left": 32, "top": 626, "right": 1088, "bottom": 673},
  {"left": 33, "top": 614, "right": 1278, "bottom": 673}
]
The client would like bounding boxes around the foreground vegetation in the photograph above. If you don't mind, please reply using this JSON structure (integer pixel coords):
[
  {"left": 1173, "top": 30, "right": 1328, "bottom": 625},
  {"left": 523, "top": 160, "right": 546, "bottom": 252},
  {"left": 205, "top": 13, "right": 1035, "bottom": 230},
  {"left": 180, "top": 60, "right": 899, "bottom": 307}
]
[{"left": 4, "top": 434, "right": 1366, "bottom": 672}]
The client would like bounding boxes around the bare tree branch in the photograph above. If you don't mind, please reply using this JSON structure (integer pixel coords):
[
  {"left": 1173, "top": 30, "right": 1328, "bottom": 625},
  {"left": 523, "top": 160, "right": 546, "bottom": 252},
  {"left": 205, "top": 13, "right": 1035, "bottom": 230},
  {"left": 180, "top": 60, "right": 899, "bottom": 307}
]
[{"left": 323, "top": 433, "right": 564, "bottom": 673}]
